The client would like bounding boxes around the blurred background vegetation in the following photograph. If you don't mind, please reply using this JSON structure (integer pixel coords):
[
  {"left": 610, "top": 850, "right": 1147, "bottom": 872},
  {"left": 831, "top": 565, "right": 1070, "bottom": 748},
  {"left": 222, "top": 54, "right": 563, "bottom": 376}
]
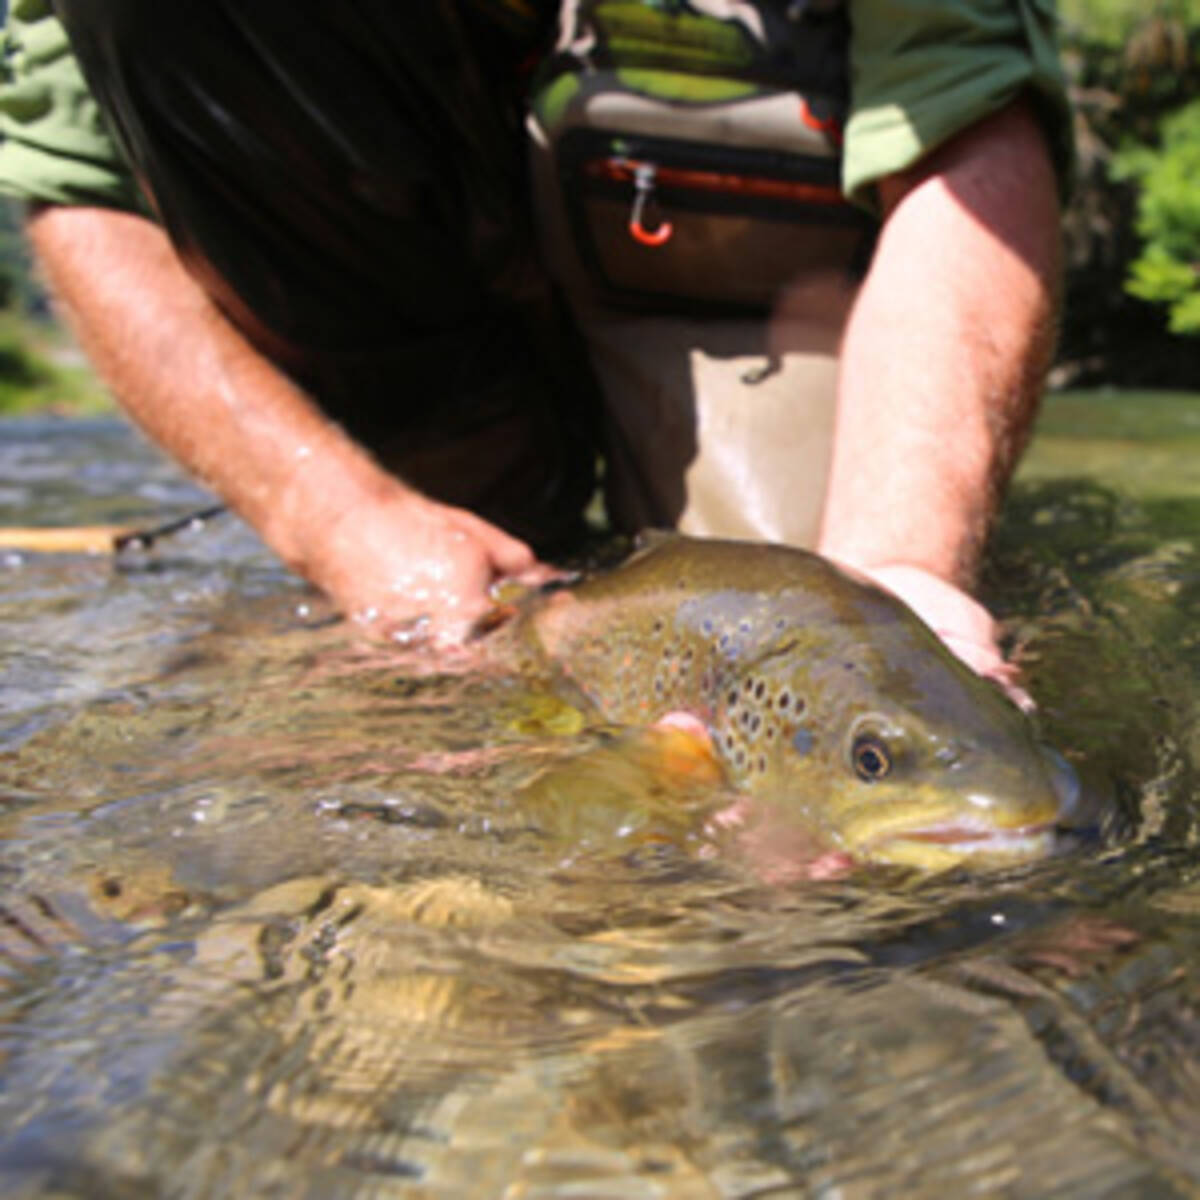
[
  {"left": 0, "top": 0, "right": 1196, "bottom": 413},
  {"left": 0, "top": 200, "right": 110, "bottom": 414},
  {"left": 1057, "top": 0, "right": 1200, "bottom": 384}
]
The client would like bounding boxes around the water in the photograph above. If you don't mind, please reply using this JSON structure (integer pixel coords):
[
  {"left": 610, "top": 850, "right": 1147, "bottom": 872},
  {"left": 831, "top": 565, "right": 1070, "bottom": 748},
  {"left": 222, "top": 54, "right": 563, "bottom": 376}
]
[{"left": 2, "top": 402, "right": 1200, "bottom": 1197}]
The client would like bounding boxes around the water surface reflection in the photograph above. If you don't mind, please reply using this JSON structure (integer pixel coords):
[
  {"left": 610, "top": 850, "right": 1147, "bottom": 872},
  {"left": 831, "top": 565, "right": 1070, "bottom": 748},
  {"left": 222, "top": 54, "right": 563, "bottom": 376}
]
[{"left": 2, "top": 404, "right": 1200, "bottom": 1197}]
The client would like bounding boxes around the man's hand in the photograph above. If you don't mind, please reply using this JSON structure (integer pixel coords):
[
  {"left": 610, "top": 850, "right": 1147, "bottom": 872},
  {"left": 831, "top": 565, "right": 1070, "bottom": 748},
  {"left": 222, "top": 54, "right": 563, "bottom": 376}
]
[
  {"left": 855, "top": 563, "right": 1033, "bottom": 712},
  {"left": 305, "top": 490, "right": 559, "bottom": 645}
]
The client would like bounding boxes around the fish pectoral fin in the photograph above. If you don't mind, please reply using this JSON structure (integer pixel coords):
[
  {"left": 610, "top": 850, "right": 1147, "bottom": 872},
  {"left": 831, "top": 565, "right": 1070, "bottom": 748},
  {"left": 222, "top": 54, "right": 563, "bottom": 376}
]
[
  {"left": 646, "top": 713, "right": 723, "bottom": 784},
  {"left": 516, "top": 722, "right": 726, "bottom": 851}
]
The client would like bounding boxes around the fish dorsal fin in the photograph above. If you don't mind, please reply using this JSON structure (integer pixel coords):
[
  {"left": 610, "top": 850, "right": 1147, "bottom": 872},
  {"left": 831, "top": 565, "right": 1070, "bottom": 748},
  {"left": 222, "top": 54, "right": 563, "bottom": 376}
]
[{"left": 622, "top": 528, "right": 685, "bottom": 572}]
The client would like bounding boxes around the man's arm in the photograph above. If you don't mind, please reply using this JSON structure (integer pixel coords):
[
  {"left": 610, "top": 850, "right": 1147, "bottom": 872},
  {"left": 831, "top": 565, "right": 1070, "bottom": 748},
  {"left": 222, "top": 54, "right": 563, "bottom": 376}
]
[
  {"left": 817, "top": 98, "right": 1061, "bottom": 692},
  {"left": 28, "top": 204, "right": 550, "bottom": 640}
]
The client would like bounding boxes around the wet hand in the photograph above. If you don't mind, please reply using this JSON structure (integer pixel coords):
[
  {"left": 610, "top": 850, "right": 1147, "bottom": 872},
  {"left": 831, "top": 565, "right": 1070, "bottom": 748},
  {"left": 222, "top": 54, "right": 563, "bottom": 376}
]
[
  {"left": 855, "top": 564, "right": 1034, "bottom": 712},
  {"left": 308, "top": 492, "right": 560, "bottom": 647}
]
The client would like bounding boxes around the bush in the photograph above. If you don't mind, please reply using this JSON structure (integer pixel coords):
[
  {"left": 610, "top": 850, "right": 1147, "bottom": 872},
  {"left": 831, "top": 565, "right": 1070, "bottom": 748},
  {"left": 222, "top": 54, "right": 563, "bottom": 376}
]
[{"left": 1114, "top": 99, "right": 1200, "bottom": 333}]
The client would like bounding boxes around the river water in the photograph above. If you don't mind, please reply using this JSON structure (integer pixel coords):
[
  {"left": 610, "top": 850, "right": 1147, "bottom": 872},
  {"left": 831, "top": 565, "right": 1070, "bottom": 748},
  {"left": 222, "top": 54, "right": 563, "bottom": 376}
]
[{"left": 2, "top": 397, "right": 1200, "bottom": 1198}]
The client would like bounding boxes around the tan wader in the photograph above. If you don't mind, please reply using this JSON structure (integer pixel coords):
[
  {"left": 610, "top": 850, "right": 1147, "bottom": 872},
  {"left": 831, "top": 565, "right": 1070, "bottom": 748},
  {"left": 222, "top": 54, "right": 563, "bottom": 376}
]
[{"left": 529, "top": 120, "right": 858, "bottom": 550}]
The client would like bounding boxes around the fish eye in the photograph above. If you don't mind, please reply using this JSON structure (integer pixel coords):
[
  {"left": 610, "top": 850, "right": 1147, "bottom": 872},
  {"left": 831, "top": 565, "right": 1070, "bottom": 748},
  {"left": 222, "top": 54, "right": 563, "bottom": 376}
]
[{"left": 851, "top": 734, "right": 892, "bottom": 782}]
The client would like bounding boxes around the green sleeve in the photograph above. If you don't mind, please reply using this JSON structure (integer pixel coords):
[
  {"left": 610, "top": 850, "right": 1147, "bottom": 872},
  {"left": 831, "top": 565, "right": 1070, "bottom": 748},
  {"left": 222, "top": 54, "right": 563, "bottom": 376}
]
[
  {"left": 0, "top": 0, "right": 140, "bottom": 207},
  {"left": 844, "top": 0, "right": 1074, "bottom": 209}
]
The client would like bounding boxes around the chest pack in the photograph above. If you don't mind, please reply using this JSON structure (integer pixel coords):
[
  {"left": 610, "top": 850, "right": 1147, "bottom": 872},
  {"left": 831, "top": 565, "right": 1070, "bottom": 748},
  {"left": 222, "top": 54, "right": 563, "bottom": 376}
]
[{"left": 529, "top": 0, "right": 877, "bottom": 312}]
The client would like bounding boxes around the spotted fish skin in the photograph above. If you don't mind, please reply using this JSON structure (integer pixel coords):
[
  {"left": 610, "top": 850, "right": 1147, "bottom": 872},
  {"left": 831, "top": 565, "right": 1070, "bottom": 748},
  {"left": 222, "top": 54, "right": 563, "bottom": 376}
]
[{"left": 509, "top": 534, "right": 1082, "bottom": 870}]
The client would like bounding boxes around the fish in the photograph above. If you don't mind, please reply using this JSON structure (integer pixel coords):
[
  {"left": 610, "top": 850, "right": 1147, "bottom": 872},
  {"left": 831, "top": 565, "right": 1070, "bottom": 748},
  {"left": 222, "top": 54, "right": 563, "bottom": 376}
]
[{"left": 501, "top": 533, "right": 1084, "bottom": 871}]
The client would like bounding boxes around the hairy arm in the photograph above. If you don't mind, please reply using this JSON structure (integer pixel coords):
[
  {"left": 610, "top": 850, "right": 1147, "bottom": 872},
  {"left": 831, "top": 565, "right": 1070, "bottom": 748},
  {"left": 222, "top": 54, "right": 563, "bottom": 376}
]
[
  {"left": 817, "top": 99, "right": 1061, "bottom": 692},
  {"left": 27, "top": 204, "right": 546, "bottom": 639}
]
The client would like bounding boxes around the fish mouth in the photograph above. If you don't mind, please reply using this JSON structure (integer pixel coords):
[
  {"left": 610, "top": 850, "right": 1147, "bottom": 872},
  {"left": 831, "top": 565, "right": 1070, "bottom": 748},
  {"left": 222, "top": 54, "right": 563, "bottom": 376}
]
[
  {"left": 849, "top": 800, "right": 1066, "bottom": 869},
  {"left": 888, "top": 818, "right": 1060, "bottom": 857},
  {"left": 843, "top": 809, "right": 1062, "bottom": 870},
  {"left": 866, "top": 819, "right": 1061, "bottom": 870}
]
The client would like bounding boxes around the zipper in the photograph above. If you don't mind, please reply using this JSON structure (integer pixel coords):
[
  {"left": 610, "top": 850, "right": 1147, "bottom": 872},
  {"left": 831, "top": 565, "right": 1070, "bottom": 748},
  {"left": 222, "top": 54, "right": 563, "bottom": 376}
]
[{"left": 589, "top": 154, "right": 847, "bottom": 249}]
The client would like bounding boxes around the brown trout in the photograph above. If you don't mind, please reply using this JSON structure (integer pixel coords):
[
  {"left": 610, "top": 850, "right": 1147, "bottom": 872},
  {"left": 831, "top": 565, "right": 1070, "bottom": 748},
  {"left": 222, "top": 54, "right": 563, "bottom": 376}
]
[{"left": 506, "top": 534, "right": 1082, "bottom": 871}]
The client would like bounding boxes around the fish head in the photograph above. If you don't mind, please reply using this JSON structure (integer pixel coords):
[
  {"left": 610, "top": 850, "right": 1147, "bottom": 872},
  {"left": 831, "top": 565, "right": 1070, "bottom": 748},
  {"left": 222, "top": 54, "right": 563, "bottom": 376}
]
[
  {"left": 713, "top": 601, "right": 1084, "bottom": 872},
  {"left": 806, "top": 695, "right": 1081, "bottom": 872}
]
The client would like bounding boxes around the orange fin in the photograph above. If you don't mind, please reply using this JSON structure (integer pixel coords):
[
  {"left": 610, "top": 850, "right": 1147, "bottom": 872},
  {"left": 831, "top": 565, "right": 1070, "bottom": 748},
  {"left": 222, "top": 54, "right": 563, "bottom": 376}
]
[{"left": 645, "top": 713, "right": 722, "bottom": 784}]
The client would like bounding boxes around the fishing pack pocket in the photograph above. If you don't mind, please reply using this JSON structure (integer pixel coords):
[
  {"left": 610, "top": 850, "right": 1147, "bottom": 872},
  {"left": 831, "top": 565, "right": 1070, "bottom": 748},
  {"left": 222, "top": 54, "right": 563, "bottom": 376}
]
[{"left": 529, "top": 0, "right": 877, "bottom": 312}]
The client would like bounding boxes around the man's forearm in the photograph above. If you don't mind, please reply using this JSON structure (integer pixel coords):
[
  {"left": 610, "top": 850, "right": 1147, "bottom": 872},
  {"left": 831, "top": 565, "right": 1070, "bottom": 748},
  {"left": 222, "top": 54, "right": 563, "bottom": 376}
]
[
  {"left": 26, "top": 204, "right": 403, "bottom": 579},
  {"left": 818, "top": 99, "right": 1062, "bottom": 589},
  {"left": 27, "top": 204, "right": 548, "bottom": 639}
]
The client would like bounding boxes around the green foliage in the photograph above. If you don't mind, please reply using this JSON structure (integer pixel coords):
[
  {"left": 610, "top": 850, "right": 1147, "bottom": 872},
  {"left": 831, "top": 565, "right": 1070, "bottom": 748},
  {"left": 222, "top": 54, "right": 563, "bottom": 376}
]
[
  {"left": 0, "top": 311, "right": 110, "bottom": 415},
  {"left": 0, "top": 198, "right": 112, "bottom": 413},
  {"left": 1060, "top": 0, "right": 1200, "bottom": 47},
  {"left": 0, "top": 198, "right": 40, "bottom": 312},
  {"left": 1114, "top": 100, "right": 1200, "bottom": 333}
]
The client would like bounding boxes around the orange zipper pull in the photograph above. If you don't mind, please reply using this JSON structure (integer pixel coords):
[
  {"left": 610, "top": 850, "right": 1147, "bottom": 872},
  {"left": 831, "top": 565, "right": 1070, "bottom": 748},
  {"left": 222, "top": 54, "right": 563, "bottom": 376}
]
[
  {"left": 798, "top": 97, "right": 842, "bottom": 145},
  {"left": 628, "top": 163, "right": 673, "bottom": 247}
]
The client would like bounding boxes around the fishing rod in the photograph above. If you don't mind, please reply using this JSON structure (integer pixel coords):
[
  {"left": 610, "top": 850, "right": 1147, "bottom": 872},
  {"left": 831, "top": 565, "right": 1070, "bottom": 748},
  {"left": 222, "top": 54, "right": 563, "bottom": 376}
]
[{"left": 0, "top": 504, "right": 229, "bottom": 556}]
